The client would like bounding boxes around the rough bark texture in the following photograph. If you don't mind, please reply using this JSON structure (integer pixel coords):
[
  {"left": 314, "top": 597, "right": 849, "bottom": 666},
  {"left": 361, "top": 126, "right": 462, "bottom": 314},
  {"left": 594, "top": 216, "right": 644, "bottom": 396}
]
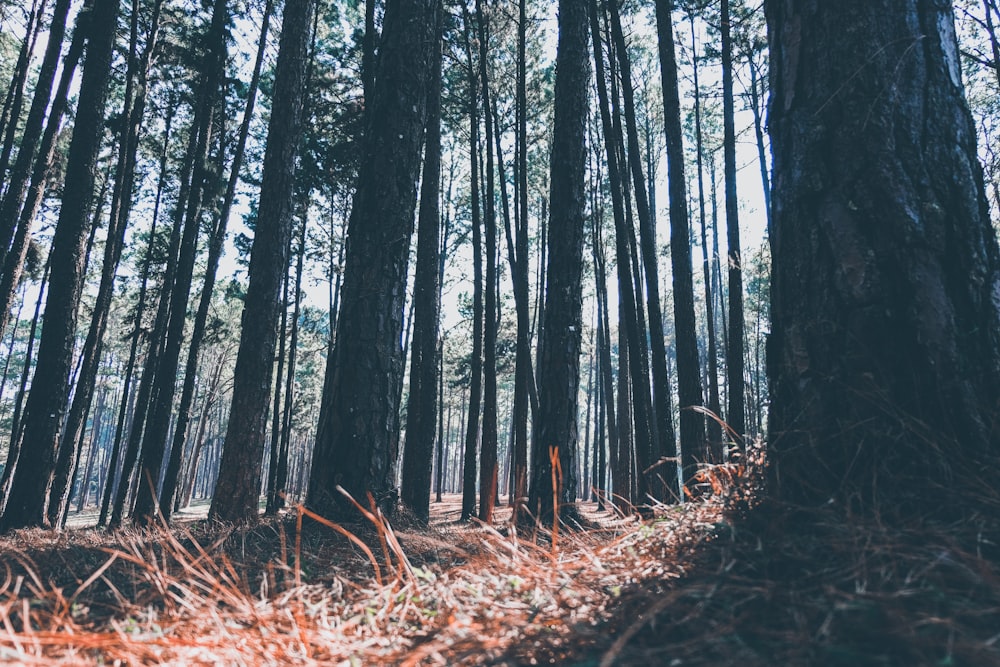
[
  {"left": 0, "top": 0, "right": 120, "bottom": 532},
  {"left": 528, "top": 0, "right": 589, "bottom": 521},
  {"left": 308, "top": 0, "right": 437, "bottom": 519},
  {"left": 400, "top": 11, "right": 442, "bottom": 523},
  {"left": 210, "top": 0, "right": 313, "bottom": 524},
  {"left": 766, "top": 0, "right": 1000, "bottom": 512}
]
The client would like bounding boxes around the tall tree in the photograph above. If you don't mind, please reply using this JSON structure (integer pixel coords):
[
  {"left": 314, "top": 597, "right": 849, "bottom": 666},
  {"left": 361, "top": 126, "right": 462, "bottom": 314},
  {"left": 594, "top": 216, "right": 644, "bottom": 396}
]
[
  {"left": 766, "top": 1, "right": 1000, "bottom": 511},
  {"left": 128, "top": 0, "right": 231, "bottom": 525},
  {"left": 0, "top": 0, "right": 121, "bottom": 532},
  {"left": 0, "top": 6, "right": 87, "bottom": 340},
  {"left": 474, "top": 0, "right": 499, "bottom": 524},
  {"left": 459, "top": 13, "right": 484, "bottom": 523},
  {"left": 0, "top": 0, "right": 72, "bottom": 268},
  {"left": 47, "top": 0, "right": 165, "bottom": 526},
  {"left": 654, "top": 0, "right": 705, "bottom": 486},
  {"left": 209, "top": 0, "right": 314, "bottom": 524},
  {"left": 400, "top": 4, "right": 442, "bottom": 523},
  {"left": 689, "top": 10, "right": 723, "bottom": 461},
  {"left": 720, "top": 0, "right": 746, "bottom": 442},
  {"left": 164, "top": 0, "right": 276, "bottom": 520},
  {"left": 307, "top": 0, "right": 439, "bottom": 519},
  {"left": 528, "top": 0, "right": 589, "bottom": 521},
  {"left": 593, "top": 0, "right": 657, "bottom": 501},
  {"left": 608, "top": 0, "right": 677, "bottom": 489}
]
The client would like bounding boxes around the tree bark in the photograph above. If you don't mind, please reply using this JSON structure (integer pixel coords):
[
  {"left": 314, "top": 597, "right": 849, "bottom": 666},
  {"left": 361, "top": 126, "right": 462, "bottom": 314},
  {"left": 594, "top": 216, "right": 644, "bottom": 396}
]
[
  {"left": 400, "top": 9, "right": 442, "bottom": 523},
  {"left": 720, "top": 0, "right": 746, "bottom": 444},
  {"left": 474, "top": 0, "right": 499, "bottom": 525},
  {"left": 528, "top": 0, "right": 589, "bottom": 522},
  {"left": 766, "top": 0, "right": 1000, "bottom": 513},
  {"left": 653, "top": 0, "right": 705, "bottom": 486},
  {"left": 307, "top": 0, "right": 439, "bottom": 519},
  {"left": 0, "top": 0, "right": 72, "bottom": 265},
  {"left": 210, "top": 0, "right": 313, "bottom": 524},
  {"left": 0, "top": 0, "right": 121, "bottom": 532}
]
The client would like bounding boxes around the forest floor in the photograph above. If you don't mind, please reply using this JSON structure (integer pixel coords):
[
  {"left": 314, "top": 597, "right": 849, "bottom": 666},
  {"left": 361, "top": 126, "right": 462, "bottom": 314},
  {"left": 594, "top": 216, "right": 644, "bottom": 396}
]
[{"left": 1, "top": 473, "right": 999, "bottom": 665}]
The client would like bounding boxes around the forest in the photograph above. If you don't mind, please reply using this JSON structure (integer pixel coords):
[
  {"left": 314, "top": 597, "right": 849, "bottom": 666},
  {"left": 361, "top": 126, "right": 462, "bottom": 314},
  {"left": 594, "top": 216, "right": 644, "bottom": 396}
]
[{"left": 0, "top": 0, "right": 997, "bottom": 663}]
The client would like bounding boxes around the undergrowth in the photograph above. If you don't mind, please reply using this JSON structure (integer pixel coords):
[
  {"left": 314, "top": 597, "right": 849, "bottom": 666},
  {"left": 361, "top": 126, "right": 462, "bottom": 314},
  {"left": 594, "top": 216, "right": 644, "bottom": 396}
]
[{"left": 0, "top": 447, "right": 997, "bottom": 666}]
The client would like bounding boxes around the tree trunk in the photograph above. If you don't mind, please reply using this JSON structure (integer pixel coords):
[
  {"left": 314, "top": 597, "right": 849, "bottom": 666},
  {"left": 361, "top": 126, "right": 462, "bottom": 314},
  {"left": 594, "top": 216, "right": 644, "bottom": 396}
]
[
  {"left": 307, "top": 0, "right": 439, "bottom": 519},
  {"left": 689, "top": 12, "right": 723, "bottom": 462},
  {"left": 210, "top": 0, "right": 313, "bottom": 524},
  {"left": 474, "top": 0, "right": 499, "bottom": 525},
  {"left": 0, "top": 0, "right": 72, "bottom": 265},
  {"left": 0, "top": 0, "right": 44, "bottom": 193},
  {"left": 0, "top": 257, "right": 48, "bottom": 507},
  {"left": 608, "top": 0, "right": 677, "bottom": 487},
  {"left": 653, "top": 0, "right": 705, "bottom": 486},
  {"left": 591, "top": 0, "right": 656, "bottom": 503},
  {"left": 720, "top": 0, "right": 746, "bottom": 444},
  {"left": 99, "top": 103, "right": 173, "bottom": 527},
  {"left": 528, "top": 0, "right": 589, "bottom": 522},
  {"left": 47, "top": 0, "right": 164, "bottom": 526},
  {"left": 400, "top": 10, "right": 442, "bottom": 523},
  {"left": 0, "top": 11, "right": 87, "bottom": 341},
  {"left": 510, "top": 0, "right": 531, "bottom": 509},
  {"left": 0, "top": 0, "right": 121, "bottom": 532},
  {"left": 271, "top": 203, "right": 309, "bottom": 513},
  {"left": 766, "top": 0, "right": 1000, "bottom": 513},
  {"left": 459, "top": 17, "right": 484, "bottom": 523}
]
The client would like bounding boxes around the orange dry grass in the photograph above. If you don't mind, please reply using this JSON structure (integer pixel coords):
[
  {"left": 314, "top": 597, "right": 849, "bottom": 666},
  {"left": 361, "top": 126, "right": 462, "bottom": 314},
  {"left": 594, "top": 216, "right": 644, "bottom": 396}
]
[{"left": 0, "top": 491, "right": 724, "bottom": 665}]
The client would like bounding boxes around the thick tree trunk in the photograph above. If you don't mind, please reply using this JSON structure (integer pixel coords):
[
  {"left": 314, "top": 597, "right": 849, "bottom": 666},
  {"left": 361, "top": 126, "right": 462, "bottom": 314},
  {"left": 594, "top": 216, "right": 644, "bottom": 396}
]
[
  {"left": 400, "top": 10, "right": 442, "bottom": 523},
  {"left": 766, "top": 1, "right": 1000, "bottom": 513},
  {"left": 528, "top": 0, "right": 589, "bottom": 522},
  {"left": 210, "top": 0, "right": 313, "bottom": 524},
  {"left": 47, "top": 0, "right": 164, "bottom": 526},
  {"left": 0, "top": 0, "right": 121, "bottom": 532},
  {"left": 307, "top": 0, "right": 438, "bottom": 519}
]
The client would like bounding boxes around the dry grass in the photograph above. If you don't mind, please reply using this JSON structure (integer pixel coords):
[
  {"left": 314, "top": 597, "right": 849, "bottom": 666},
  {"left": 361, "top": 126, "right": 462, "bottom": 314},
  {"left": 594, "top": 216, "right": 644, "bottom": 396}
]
[
  {"left": 0, "top": 487, "right": 723, "bottom": 665},
  {"left": 0, "top": 453, "right": 998, "bottom": 666}
]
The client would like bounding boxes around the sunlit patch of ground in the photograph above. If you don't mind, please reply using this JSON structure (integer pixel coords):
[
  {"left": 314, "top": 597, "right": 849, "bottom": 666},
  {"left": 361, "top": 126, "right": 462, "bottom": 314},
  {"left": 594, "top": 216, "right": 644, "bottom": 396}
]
[
  {"left": 0, "top": 492, "right": 723, "bottom": 665},
  {"left": 2, "top": 469, "right": 999, "bottom": 665}
]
